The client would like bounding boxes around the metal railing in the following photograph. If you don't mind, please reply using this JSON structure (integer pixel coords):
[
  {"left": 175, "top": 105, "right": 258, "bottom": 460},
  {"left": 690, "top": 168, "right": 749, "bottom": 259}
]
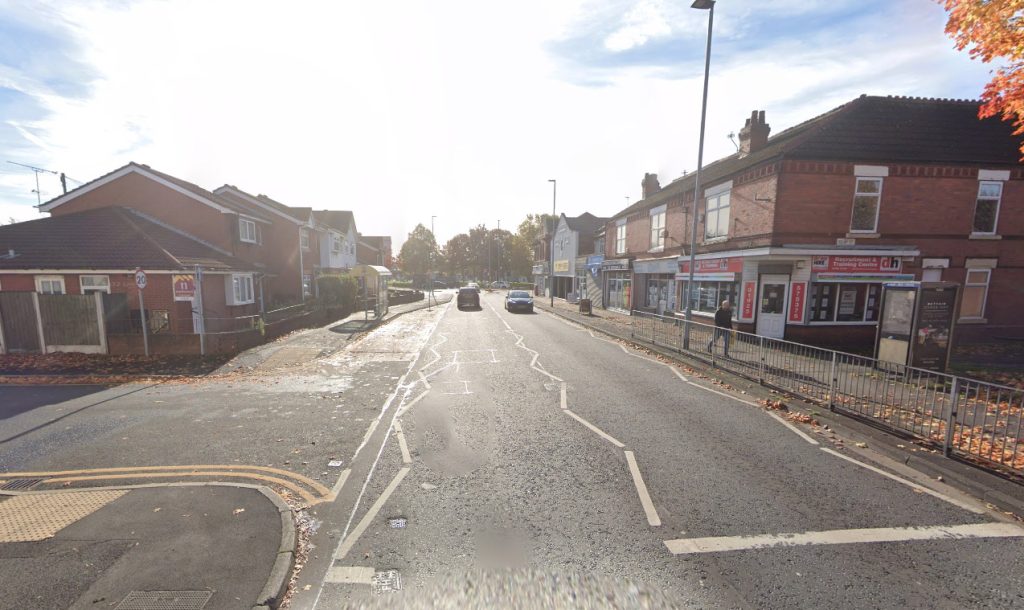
[{"left": 631, "top": 311, "right": 1023, "bottom": 477}]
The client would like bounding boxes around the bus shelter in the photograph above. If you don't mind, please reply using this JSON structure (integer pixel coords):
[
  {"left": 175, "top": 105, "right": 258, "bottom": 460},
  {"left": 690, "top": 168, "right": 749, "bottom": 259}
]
[{"left": 351, "top": 265, "right": 392, "bottom": 320}]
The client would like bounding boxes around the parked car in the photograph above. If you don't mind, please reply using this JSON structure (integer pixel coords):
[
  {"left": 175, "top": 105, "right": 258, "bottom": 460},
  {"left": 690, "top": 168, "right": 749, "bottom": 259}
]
[
  {"left": 492, "top": 281, "right": 509, "bottom": 289},
  {"left": 457, "top": 286, "right": 481, "bottom": 309},
  {"left": 504, "top": 290, "right": 534, "bottom": 313}
]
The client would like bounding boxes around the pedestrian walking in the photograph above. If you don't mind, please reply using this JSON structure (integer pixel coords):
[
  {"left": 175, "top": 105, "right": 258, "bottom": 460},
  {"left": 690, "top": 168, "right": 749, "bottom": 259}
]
[{"left": 708, "top": 300, "right": 733, "bottom": 356}]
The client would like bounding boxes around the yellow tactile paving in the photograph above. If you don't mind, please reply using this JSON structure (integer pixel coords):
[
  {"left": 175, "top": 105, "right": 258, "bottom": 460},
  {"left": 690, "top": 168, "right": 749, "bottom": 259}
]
[{"left": 0, "top": 490, "right": 127, "bottom": 542}]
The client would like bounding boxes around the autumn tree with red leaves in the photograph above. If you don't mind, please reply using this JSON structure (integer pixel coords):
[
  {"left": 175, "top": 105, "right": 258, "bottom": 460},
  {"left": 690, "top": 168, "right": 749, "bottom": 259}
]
[{"left": 939, "top": 0, "right": 1024, "bottom": 155}]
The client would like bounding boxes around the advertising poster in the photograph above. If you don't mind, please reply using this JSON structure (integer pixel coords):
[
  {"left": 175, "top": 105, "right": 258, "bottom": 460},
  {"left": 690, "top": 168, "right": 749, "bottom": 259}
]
[
  {"left": 911, "top": 285, "right": 959, "bottom": 372},
  {"left": 172, "top": 274, "right": 196, "bottom": 301},
  {"left": 741, "top": 281, "right": 756, "bottom": 320},
  {"left": 788, "top": 282, "right": 806, "bottom": 323}
]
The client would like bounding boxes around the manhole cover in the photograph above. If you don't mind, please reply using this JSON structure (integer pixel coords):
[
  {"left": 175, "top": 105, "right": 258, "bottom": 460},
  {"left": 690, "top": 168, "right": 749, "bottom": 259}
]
[
  {"left": 1, "top": 478, "right": 43, "bottom": 491},
  {"left": 115, "top": 591, "right": 213, "bottom": 610},
  {"left": 387, "top": 517, "right": 407, "bottom": 529},
  {"left": 371, "top": 569, "right": 402, "bottom": 594}
]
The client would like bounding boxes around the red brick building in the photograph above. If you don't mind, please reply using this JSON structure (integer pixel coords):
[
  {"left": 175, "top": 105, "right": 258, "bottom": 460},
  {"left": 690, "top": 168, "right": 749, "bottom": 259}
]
[{"left": 604, "top": 95, "right": 1023, "bottom": 349}]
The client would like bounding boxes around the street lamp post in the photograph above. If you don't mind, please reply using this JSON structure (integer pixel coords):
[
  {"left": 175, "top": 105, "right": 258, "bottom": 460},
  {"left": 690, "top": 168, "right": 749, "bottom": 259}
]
[
  {"left": 684, "top": 0, "right": 715, "bottom": 349},
  {"left": 430, "top": 215, "right": 437, "bottom": 310},
  {"left": 548, "top": 179, "right": 556, "bottom": 307}
]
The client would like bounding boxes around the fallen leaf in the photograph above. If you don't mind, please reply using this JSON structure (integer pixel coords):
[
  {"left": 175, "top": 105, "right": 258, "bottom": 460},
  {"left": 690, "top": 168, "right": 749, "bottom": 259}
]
[
  {"left": 152, "top": 507, "right": 161, "bottom": 512},
  {"left": 233, "top": 508, "right": 245, "bottom": 515}
]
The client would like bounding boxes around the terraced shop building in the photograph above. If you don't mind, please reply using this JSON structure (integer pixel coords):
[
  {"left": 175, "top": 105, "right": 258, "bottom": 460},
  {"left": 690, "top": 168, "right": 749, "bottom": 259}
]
[{"left": 603, "top": 95, "right": 1023, "bottom": 351}]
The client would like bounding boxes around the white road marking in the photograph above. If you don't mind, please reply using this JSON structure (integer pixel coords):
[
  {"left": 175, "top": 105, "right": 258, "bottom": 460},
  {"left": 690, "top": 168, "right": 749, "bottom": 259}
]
[
  {"left": 325, "top": 566, "right": 376, "bottom": 584},
  {"left": 396, "top": 389, "right": 429, "bottom": 418},
  {"left": 686, "top": 380, "right": 820, "bottom": 446},
  {"left": 820, "top": 447, "right": 985, "bottom": 514},
  {"left": 664, "top": 522, "right": 1024, "bottom": 555},
  {"left": 417, "top": 370, "right": 431, "bottom": 389},
  {"left": 560, "top": 382, "right": 567, "bottom": 410},
  {"left": 440, "top": 380, "right": 472, "bottom": 395},
  {"left": 625, "top": 451, "right": 661, "bottom": 527},
  {"left": 334, "top": 467, "right": 411, "bottom": 561},
  {"left": 393, "top": 421, "right": 412, "bottom": 464},
  {"left": 564, "top": 409, "right": 626, "bottom": 448},
  {"left": 326, "top": 468, "right": 352, "bottom": 501}
]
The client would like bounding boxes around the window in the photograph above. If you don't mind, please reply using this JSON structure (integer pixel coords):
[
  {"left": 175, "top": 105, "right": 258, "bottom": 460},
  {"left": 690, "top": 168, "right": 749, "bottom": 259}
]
[
  {"left": 850, "top": 178, "right": 882, "bottom": 232},
  {"left": 79, "top": 275, "right": 110, "bottom": 294},
  {"left": 649, "top": 206, "right": 666, "bottom": 250},
  {"left": 704, "top": 192, "right": 730, "bottom": 240},
  {"left": 229, "top": 274, "right": 255, "bottom": 305},
  {"left": 331, "top": 234, "right": 342, "bottom": 253},
  {"left": 808, "top": 283, "right": 881, "bottom": 322},
  {"left": 961, "top": 269, "right": 990, "bottom": 319},
  {"left": 303, "top": 274, "right": 313, "bottom": 297},
  {"left": 239, "top": 218, "right": 257, "bottom": 243},
  {"left": 972, "top": 181, "right": 1002, "bottom": 235},
  {"left": 300, "top": 229, "right": 310, "bottom": 250},
  {"left": 645, "top": 277, "right": 676, "bottom": 310},
  {"left": 679, "top": 281, "right": 737, "bottom": 314},
  {"left": 615, "top": 222, "right": 627, "bottom": 254},
  {"left": 35, "top": 275, "right": 65, "bottom": 294}
]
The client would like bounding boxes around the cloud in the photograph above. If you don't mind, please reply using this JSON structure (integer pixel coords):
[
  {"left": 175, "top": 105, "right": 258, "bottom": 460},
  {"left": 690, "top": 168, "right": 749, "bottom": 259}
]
[{"left": 0, "top": 0, "right": 993, "bottom": 251}]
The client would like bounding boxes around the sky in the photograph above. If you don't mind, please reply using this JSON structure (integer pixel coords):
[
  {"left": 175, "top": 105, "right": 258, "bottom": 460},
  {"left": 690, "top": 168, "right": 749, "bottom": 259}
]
[{"left": 0, "top": 0, "right": 995, "bottom": 249}]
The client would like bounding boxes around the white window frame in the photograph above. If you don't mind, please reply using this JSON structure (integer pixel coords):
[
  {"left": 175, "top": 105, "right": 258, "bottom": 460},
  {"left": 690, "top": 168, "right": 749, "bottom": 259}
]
[
  {"left": 850, "top": 177, "right": 883, "bottom": 233},
  {"left": 239, "top": 218, "right": 258, "bottom": 243},
  {"left": 960, "top": 268, "right": 991, "bottom": 320},
  {"left": 649, "top": 205, "right": 666, "bottom": 250},
  {"left": 229, "top": 273, "right": 255, "bottom": 305},
  {"left": 300, "top": 229, "right": 310, "bottom": 250},
  {"left": 615, "top": 220, "right": 627, "bottom": 255},
  {"left": 971, "top": 181, "right": 1003, "bottom": 236},
  {"left": 331, "top": 233, "right": 342, "bottom": 253},
  {"left": 79, "top": 275, "right": 111, "bottom": 294},
  {"left": 35, "top": 275, "right": 66, "bottom": 294},
  {"left": 704, "top": 191, "right": 731, "bottom": 240}
]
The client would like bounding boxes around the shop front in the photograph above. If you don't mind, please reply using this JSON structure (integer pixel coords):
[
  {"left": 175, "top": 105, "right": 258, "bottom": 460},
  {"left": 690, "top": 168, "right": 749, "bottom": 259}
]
[
  {"left": 635, "top": 257, "right": 679, "bottom": 315},
  {"left": 553, "top": 259, "right": 573, "bottom": 300},
  {"left": 532, "top": 263, "right": 547, "bottom": 297},
  {"left": 602, "top": 258, "right": 632, "bottom": 313},
  {"left": 676, "top": 257, "right": 743, "bottom": 322}
]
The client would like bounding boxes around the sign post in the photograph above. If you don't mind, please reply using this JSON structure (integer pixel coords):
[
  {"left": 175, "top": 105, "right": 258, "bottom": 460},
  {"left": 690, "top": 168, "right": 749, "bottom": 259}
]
[{"left": 135, "top": 268, "right": 149, "bottom": 357}]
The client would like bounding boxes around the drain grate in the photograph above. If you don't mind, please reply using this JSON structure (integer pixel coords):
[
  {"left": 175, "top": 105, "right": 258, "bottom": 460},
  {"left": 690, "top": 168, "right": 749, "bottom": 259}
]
[
  {"left": 1, "top": 478, "right": 43, "bottom": 491},
  {"left": 371, "top": 569, "right": 402, "bottom": 594},
  {"left": 114, "top": 590, "right": 213, "bottom": 610}
]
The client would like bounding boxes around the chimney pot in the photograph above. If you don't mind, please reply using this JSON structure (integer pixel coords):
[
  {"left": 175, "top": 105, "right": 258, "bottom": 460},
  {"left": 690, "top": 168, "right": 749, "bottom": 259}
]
[
  {"left": 738, "top": 109, "right": 771, "bottom": 157},
  {"left": 641, "top": 173, "right": 661, "bottom": 199}
]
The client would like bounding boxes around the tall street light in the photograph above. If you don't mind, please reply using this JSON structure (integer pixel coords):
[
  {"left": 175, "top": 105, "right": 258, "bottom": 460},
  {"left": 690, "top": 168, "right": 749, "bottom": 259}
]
[
  {"left": 430, "top": 215, "right": 437, "bottom": 310},
  {"left": 684, "top": 0, "right": 715, "bottom": 348},
  {"left": 548, "top": 179, "right": 557, "bottom": 307}
]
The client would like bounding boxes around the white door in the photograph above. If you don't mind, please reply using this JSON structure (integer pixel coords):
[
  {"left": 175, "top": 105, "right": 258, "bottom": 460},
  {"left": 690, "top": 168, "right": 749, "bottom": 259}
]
[{"left": 756, "top": 275, "right": 789, "bottom": 338}]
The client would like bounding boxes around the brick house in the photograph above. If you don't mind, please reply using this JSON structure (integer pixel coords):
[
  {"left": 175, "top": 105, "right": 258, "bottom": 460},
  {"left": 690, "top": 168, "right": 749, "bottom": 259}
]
[
  {"left": 603, "top": 95, "right": 1023, "bottom": 349},
  {"left": 358, "top": 235, "right": 393, "bottom": 268},
  {"left": 0, "top": 206, "right": 258, "bottom": 351},
  {"left": 311, "top": 210, "right": 359, "bottom": 272}
]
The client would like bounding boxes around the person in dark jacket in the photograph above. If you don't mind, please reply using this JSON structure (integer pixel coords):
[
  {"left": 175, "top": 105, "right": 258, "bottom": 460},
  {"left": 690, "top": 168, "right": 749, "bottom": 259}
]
[{"left": 708, "top": 300, "right": 733, "bottom": 356}]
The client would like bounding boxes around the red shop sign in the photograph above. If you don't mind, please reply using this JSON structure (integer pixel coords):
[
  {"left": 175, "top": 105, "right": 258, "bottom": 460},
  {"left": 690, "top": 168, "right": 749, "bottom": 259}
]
[
  {"left": 810, "top": 255, "right": 902, "bottom": 273},
  {"left": 788, "top": 282, "right": 807, "bottom": 323},
  {"left": 741, "top": 281, "right": 756, "bottom": 320},
  {"left": 679, "top": 257, "right": 744, "bottom": 274}
]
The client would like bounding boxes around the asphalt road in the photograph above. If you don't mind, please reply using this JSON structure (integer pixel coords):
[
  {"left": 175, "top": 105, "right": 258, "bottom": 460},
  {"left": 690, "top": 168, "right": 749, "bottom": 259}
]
[{"left": 302, "top": 291, "right": 1024, "bottom": 609}]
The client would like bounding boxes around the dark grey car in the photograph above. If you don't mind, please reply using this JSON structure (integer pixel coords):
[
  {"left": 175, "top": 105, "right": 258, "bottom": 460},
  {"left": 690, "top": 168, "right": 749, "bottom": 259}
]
[{"left": 457, "top": 286, "right": 481, "bottom": 309}]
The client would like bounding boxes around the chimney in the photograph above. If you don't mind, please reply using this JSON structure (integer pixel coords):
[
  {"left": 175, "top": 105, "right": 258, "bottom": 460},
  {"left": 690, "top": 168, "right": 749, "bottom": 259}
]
[
  {"left": 641, "top": 173, "right": 661, "bottom": 199},
  {"left": 738, "top": 110, "right": 770, "bottom": 157}
]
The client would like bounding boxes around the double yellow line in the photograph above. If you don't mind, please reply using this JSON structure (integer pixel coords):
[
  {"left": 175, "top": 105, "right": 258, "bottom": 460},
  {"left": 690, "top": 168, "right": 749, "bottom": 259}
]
[{"left": 1, "top": 464, "right": 333, "bottom": 505}]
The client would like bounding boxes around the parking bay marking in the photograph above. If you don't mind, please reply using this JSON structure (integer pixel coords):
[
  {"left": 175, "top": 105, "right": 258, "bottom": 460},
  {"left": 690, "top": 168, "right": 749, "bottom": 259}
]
[{"left": 664, "top": 522, "right": 1024, "bottom": 555}]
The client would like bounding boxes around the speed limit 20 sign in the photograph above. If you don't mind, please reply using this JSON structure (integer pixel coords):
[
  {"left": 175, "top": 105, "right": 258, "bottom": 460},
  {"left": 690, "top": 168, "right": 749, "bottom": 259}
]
[{"left": 134, "top": 269, "right": 148, "bottom": 290}]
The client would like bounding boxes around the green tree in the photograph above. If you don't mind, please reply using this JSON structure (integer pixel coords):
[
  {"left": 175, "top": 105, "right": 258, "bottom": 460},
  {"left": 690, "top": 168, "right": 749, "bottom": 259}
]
[
  {"left": 517, "top": 213, "right": 556, "bottom": 247},
  {"left": 398, "top": 224, "right": 438, "bottom": 276}
]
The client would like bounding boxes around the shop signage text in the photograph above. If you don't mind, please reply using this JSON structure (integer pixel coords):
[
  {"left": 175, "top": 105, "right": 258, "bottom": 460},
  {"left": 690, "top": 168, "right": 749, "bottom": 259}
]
[
  {"left": 788, "top": 281, "right": 807, "bottom": 323},
  {"left": 811, "top": 255, "right": 902, "bottom": 273},
  {"left": 602, "top": 258, "right": 631, "bottom": 271},
  {"left": 553, "top": 260, "right": 570, "bottom": 273},
  {"left": 634, "top": 258, "right": 678, "bottom": 274},
  {"left": 741, "top": 281, "right": 756, "bottom": 320},
  {"left": 679, "top": 257, "right": 744, "bottom": 274}
]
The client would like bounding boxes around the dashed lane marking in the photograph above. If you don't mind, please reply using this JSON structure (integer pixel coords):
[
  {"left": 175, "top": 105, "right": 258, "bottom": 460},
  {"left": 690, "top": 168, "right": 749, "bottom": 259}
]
[
  {"left": 394, "top": 420, "right": 412, "bottom": 464},
  {"left": 334, "top": 467, "right": 410, "bottom": 561},
  {"left": 625, "top": 451, "right": 661, "bottom": 526},
  {"left": 564, "top": 409, "right": 626, "bottom": 449},
  {"left": 664, "top": 522, "right": 1024, "bottom": 555},
  {"left": 560, "top": 382, "right": 567, "bottom": 410},
  {"left": 395, "top": 390, "right": 429, "bottom": 418},
  {"left": 325, "top": 566, "right": 376, "bottom": 585}
]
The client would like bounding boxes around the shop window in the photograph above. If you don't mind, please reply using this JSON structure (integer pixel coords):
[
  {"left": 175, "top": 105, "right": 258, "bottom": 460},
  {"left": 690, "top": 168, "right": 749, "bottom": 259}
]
[
  {"left": 850, "top": 177, "right": 882, "bottom": 232},
  {"left": 960, "top": 269, "right": 990, "bottom": 319},
  {"left": 645, "top": 277, "right": 675, "bottom": 310},
  {"left": 704, "top": 192, "right": 730, "bottom": 240},
  {"left": 679, "top": 281, "right": 737, "bottom": 314},
  {"left": 809, "top": 283, "right": 881, "bottom": 322},
  {"left": 972, "top": 181, "right": 1002, "bottom": 235}
]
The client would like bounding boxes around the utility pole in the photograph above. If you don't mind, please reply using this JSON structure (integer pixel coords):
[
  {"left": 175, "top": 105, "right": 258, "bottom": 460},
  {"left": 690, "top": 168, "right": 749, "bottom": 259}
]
[
  {"left": 548, "top": 179, "right": 557, "bottom": 307},
  {"left": 7, "top": 161, "right": 58, "bottom": 206}
]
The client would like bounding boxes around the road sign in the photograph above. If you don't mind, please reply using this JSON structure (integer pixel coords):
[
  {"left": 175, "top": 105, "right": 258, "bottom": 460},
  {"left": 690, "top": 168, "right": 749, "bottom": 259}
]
[{"left": 135, "top": 269, "right": 148, "bottom": 290}]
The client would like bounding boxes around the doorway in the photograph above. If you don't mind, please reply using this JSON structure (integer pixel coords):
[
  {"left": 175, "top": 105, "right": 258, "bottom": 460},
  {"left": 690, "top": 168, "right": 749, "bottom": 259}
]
[{"left": 756, "top": 275, "right": 789, "bottom": 338}]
